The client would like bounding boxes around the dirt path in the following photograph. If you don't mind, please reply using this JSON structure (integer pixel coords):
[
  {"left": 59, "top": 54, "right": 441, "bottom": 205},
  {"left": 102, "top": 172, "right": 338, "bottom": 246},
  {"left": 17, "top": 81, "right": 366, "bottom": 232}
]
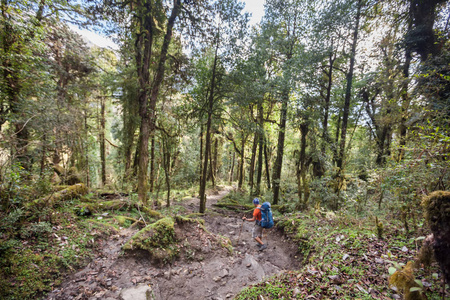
[{"left": 46, "top": 187, "right": 301, "bottom": 300}]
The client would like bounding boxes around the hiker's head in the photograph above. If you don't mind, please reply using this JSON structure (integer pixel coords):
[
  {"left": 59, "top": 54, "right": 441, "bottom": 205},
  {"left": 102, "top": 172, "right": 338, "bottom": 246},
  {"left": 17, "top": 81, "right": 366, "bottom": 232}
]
[{"left": 253, "top": 198, "right": 260, "bottom": 206}]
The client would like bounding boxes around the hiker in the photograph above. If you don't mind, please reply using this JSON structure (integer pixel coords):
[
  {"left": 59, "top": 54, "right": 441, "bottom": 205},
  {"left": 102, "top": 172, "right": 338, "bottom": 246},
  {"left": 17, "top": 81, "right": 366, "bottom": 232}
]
[{"left": 242, "top": 198, "right": 267, "bottom": 251}]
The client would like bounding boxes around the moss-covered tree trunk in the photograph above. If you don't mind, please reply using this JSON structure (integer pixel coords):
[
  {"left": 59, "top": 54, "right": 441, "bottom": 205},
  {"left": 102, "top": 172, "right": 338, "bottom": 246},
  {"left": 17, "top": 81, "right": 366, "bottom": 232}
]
[{"left": 136, "top": 0, "right": 181, "bottom": 205}]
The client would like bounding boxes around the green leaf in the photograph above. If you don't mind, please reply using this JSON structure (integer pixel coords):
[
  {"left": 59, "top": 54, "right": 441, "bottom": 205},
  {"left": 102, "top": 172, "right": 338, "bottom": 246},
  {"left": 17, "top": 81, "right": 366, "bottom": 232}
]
[
  {"left": 414, "top": 279, "right": 423, "bottom": 287},
  {"left": 415, "top": 236, "right": 425, "bottom": 241},
  {"left": 432, "top": 273, "right": 439, "bottom": 279},
  {"left": 409, "top": 287, "right": 422, "bottom": 292},
  {"left": 388, "top": 267, "right": 396, "bottom": 275}
]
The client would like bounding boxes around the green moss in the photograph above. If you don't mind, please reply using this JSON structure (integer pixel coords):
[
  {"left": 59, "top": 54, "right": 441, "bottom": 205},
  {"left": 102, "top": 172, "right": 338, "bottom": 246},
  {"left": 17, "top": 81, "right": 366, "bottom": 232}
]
[
  {"left": 95, "top": 200, "right": 124, "bottom": 210},
  {"left": 422, "top": 190, "right": 450, "bottom": 232},
  {"left": 277, "top": 217, "right": 312, "bottom": 261},
  {"left": 114, "top": 215, "right": 131, "bottom": 227},
  {"left": 184, "top": 212, "right": 205, "bottom": 219},
  {"left": 123, "top": 217, "right": 179, "bottom": 264},
  {"left": 0, "top": 247, "right": 62, "bottom": 299},
  {"left": 216, "top": 234, "right": 233, "bottom": 254},
  {"left": 175, "top": 215, "right": 205, "bottom": 225},
  {"left": 86, "top": 219, "right": 120, "bottom": 233},
  {"left": 74, "top": 203, "right": 95, "bottom": 216}
]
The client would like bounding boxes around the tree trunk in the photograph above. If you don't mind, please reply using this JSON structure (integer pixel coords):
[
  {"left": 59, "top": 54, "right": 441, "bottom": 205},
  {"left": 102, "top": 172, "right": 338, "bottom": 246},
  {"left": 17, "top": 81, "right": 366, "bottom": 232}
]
[
  {"left": 137, "top": 117, "right": 151, "bottom": 203},
  {"left": 398, "top": 18, "right": 412, "bottom": 161},
  {"left": 333, "top": 112, "right": 341, "bottom": 165},
  {"left": 255, "top": 101, "right": 264, "bottom": 195},
  {"left": 264, "top": 142, "right": 271, "bottom": 189},
  {"left": 208, "top": 137, "right": 216, "bottom": 187},
  {"left": 135, "top": 0, "right": 154, "bottom": 204},
  {"left": 238, "top": 136, "right": 246, "bottom": 189},
  {"left": 150, "top": 136, "right": 155, "bottom": 192},
  {"left": 296, "top": 122, "right": 309, "bottom": 209},
  {"left": 162, "top": 138, "right": 171, "bottom": 207},
  {"left": 40, "top": 134, "right": 47, "bottom": 176},
  {"left": 322, "top": 49, "right": 335, "bottom": 156},
  {"left": 408, "top": 0, "right": 445, "bottom": 62},
  {"left": 136, "top": 0, "right": 181, "bottom": 205},
  {"left": 213, "top": 138, "right": 218, "bottom": 184},
  {"left": 336, "top": 0, "right": 361, "bottom": 171},
  {"left": 199, "top": 124, "right": 204, "bottom": 184},
  {"left": 229, "top": 151, "right": 235, "bottom": 184},
  {"left": 82, "top": 108, "right": 89, "bottom": 188},
  {"left": 375, "top": 125, "right": 391, "bottom": 165},
  {"left": 199, "top": 34, "right": 219, "bottom": 213},
  {"left": 272, "top": 89, "right": 289, "bottom": 205},
  {"left": 100, "top": 96, "right": 106, "bottom": 186},
  {"left": 249, "top": 132, "right": 258, "bottom": 192}
]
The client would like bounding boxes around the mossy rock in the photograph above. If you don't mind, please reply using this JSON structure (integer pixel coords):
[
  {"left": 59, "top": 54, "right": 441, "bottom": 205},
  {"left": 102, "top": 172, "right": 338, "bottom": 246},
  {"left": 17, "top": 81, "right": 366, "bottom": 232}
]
[
  {"left": 123, "top": 217, "right": 179, "bottom": 265},
  {"left": 175, "top": 215, "right": 205, "bottom": 225}
]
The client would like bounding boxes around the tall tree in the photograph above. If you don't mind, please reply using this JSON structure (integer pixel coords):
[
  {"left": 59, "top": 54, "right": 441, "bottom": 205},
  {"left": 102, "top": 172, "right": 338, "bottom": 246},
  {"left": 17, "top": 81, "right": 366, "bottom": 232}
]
[
  {"left": 262, "top": 0, "right": 307, "bottom": 204},
  {"left": 195, "top": 0, "right": 248, "bottom": 213},
  {"left": 336, "top": 0, "right": 362, "bottom": 171}
]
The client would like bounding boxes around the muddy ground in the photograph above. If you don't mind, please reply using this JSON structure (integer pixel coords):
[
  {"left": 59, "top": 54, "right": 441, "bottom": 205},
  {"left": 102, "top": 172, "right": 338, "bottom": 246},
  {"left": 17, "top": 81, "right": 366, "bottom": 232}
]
[{"left": 46, "top": 187, "right": 301, "bottom": 300}]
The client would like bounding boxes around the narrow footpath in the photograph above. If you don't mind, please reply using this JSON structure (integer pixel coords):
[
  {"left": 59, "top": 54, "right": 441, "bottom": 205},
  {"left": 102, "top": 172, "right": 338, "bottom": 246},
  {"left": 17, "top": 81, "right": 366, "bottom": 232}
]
[{"left": 46, "top": 187, "right": 301, "bottom": 300}]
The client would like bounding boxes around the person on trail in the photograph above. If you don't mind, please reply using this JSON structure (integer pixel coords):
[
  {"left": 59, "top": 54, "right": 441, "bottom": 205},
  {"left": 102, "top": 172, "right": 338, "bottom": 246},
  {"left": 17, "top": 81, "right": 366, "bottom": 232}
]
[{"left": 242, "top": 198, "right": 267, "bottom": 251}]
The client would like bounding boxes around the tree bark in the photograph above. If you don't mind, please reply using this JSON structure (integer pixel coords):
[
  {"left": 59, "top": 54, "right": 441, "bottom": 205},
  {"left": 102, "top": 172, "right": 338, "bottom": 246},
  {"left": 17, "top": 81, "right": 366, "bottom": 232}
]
[
  {"left": 272, "top": 89, "right": 289, "bottom": 205},
  {"left": 322, "top": 49, "right": 335, "bottom": 156},
  {"left": 398, "top": 17, "right": 413, "bottom": 162},
  {"left": 137, "top": 0, "right": 181, "bottom": 204},
  {"left": 199, "top": 124, "right": 204, "bottom": 185},
  {"left": 296, "top": 122, "right": 309, "bottom": 209},
  {"left": 229, "top": 151, "right": 235, "bottom": 183},
  {"left": 40, "top": 134, "right": 47, "bottom": 176},
  {"left": 336, "top": 0, "right": 361, "bottom": 171},
  {"left": 100, "top": 96, "right": 106, "bottom": 186},
  {"left": 255, "top": 101, "right": 264, "bottom": 195},
  {"left": 207, "top": 137, "right": 216, "bottom": 187},
  {"left": 264, "top": 142, "right": 271, "bottom": 189},
  {"left": 408, "top": 0, "right": 446, "bottom": 62},
  {"left": 249, "top": 131, "right": 258, "bottom": 192},
  {"left": 199, "top": 34, "right": 219, "bottom": 213},
  {"left": 162, "top": 137, "right": 171, "bottom": 207},
  {"left": 238, "top": 135, "right": 246, "bottom": 189}
]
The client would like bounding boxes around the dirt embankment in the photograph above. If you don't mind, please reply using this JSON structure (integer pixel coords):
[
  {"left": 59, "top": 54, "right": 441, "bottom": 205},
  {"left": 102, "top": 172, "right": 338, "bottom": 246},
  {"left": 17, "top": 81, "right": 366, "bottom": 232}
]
[{"left": 46, "top": 187, "right": 301, "bottom": 300}]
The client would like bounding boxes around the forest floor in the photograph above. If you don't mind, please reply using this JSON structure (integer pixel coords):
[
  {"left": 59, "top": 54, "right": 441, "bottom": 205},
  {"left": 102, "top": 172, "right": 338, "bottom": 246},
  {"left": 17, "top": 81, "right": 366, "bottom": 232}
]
[{"left": 45, "top": 186, "right": 301, "bottom": 300}]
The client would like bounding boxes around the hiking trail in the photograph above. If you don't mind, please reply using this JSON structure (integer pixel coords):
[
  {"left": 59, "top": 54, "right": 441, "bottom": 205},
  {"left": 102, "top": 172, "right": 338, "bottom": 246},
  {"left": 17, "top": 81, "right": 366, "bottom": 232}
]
[{"left": 46, "top": 186, "right": 301, "bottom": 300}]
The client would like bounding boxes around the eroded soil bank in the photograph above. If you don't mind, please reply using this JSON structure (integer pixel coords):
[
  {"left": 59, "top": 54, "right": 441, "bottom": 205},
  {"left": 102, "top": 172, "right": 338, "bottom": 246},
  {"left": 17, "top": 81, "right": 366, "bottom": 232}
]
[{"left": 46, "top": 187, "right": 301, "bottom": 300}]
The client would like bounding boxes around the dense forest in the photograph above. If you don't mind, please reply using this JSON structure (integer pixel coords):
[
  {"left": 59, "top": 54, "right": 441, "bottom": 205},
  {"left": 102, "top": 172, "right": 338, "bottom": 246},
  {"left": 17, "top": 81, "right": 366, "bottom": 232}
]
[{"left": 1, "top": 0, "right": 449, "bottom": 299}]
